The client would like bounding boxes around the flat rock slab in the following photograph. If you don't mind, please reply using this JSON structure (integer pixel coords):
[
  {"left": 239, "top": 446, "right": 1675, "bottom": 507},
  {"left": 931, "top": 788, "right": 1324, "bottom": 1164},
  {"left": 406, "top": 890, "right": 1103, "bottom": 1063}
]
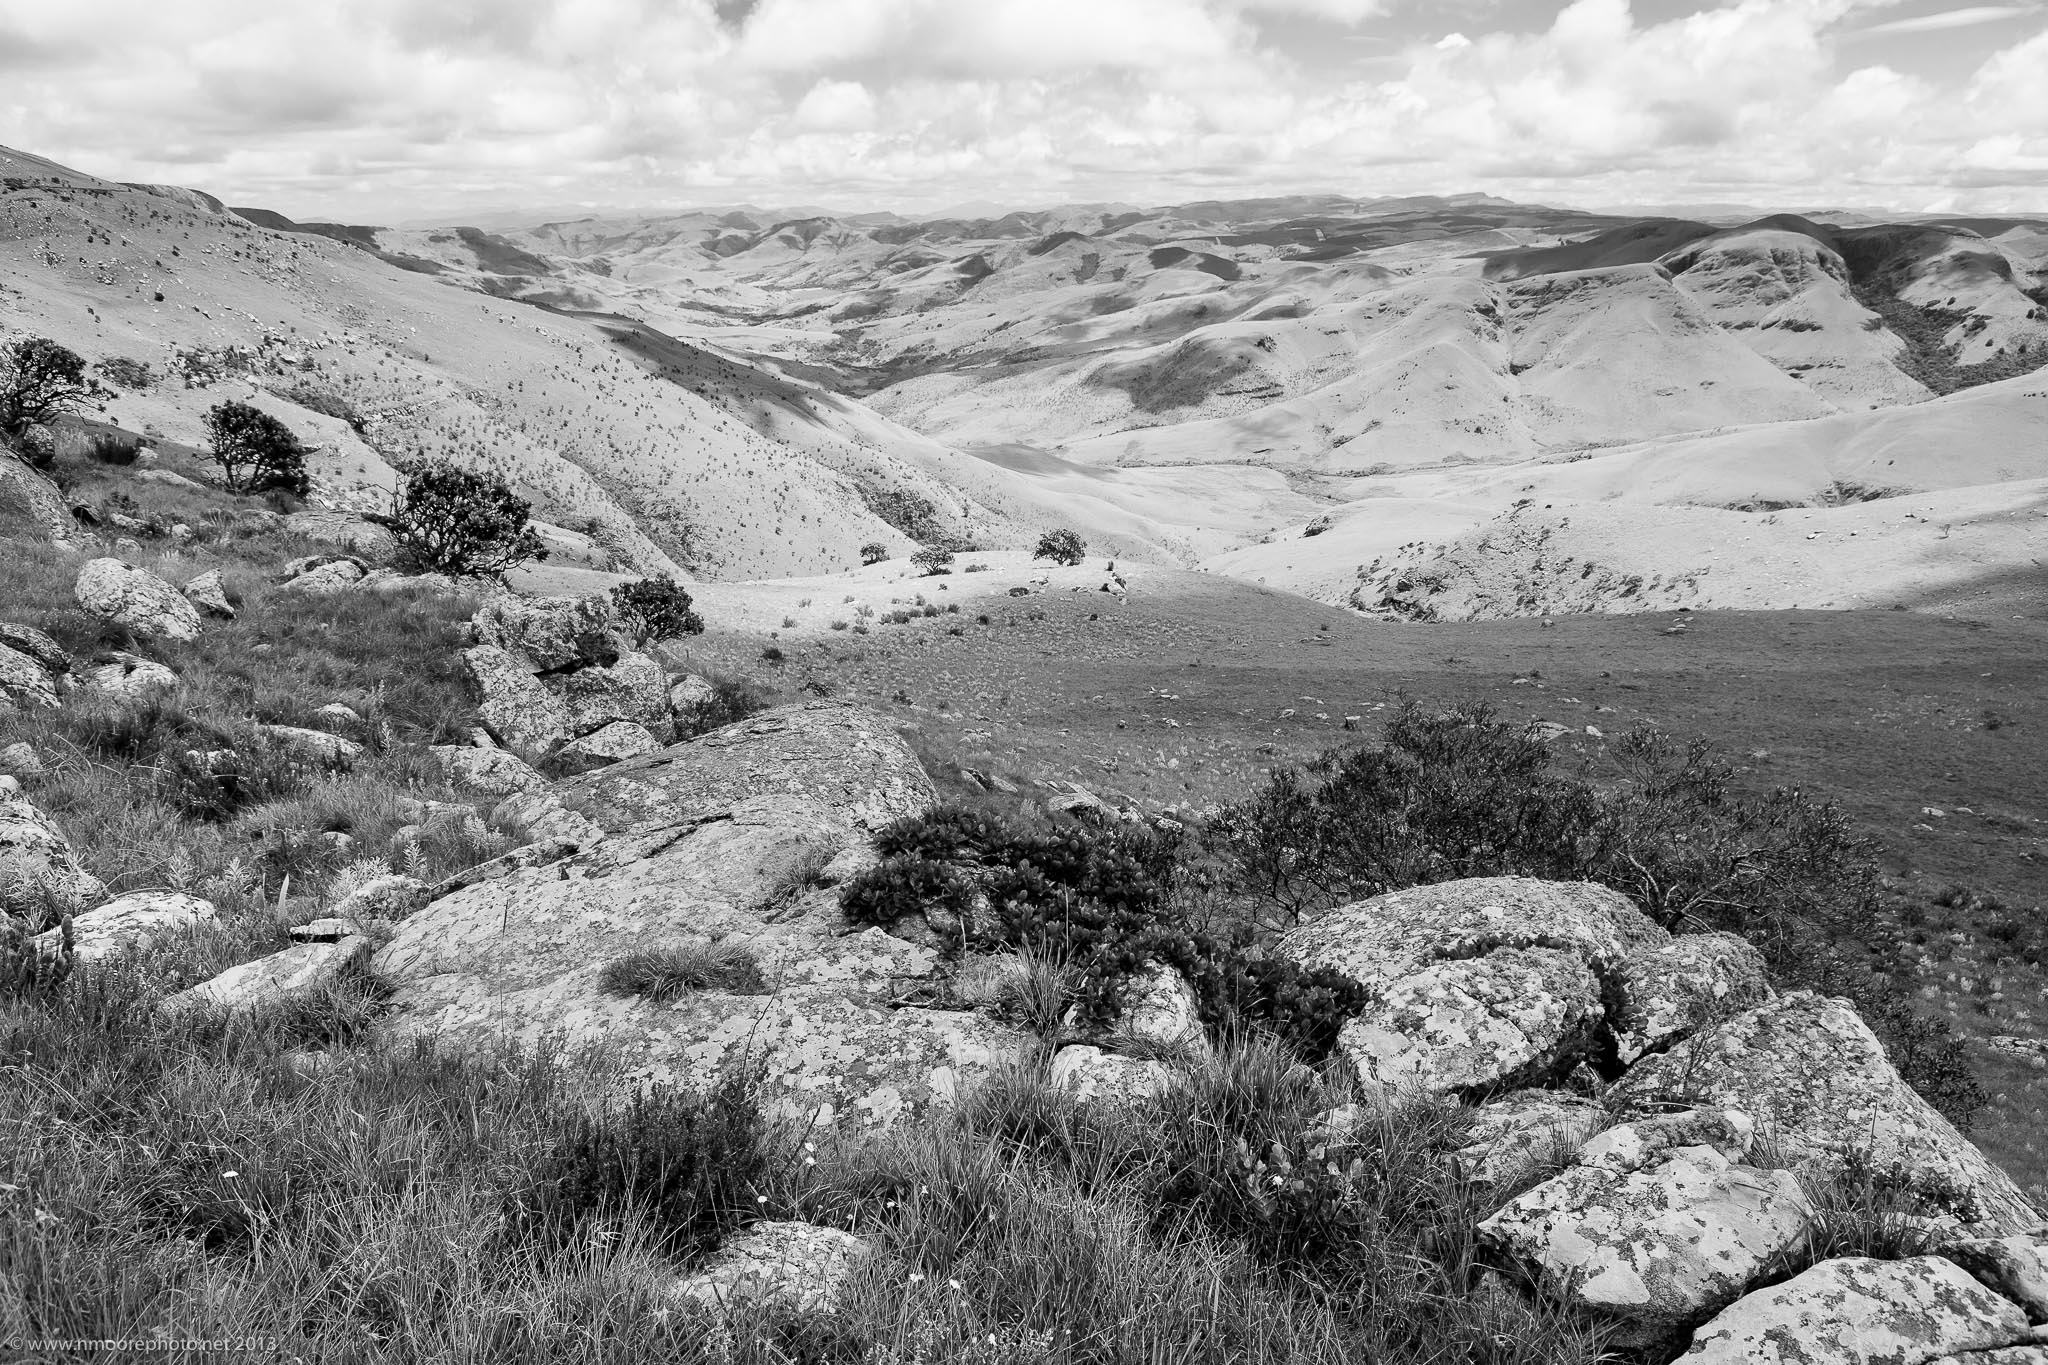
[
  {"left": 1682, "top": 1256, "right": 2031, "bottom": 1364},
  {"left": 1617, "top": 992, "right": 2040, "bottom": 1234},
  {"left": 35, "top": 890, "right": 216, "bottom": 962},
  {"left": 549, "top": 701, "right": 936, "bottom": 835},
  {"left": 672, "top": 1222, "right": 871, "bottom": 1314},
  {"left": 161, "top": 936, "right": 372, "bottom": 1016}
]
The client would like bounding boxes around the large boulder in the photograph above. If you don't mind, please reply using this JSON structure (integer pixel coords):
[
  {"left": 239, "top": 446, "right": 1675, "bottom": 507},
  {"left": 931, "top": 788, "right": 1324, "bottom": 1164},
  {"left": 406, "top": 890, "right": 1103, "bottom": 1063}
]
[
  {"left": 471, "top": 595, "right": 623, "bottom": 672},
  {"left": 374, "top": 706, "right": 1022, "bottom": 1128},
  {"left": 0, "top": 642, "right": 60, "bottom": 711},
  {"left": 34, "top": 890, "right": 216, "bottom": 963},
  {"left": 1479, "top": 1108, "right": 1812, "bottom": 1342},
  {"left": 0, "top": 797, "right": 106, "bottom": 915},
  {"left": 1681, "top": 1256, "right": 2032, "bottom": 1363},
  {"left": 463, "top": 645, "right": 572, "bottom": 750},
  {"left": 556, "top": 652, "right": 670, "bottom": 734},
  {"left": 1610, "top": 932, "right": 1772, "bottom": 1065},
  {"left": 430, "top": 743, "right": 546, "bottom": 798},
  {"left": 1278, "top": 878, "right": 1666, "bottom": 1096},
  {"left": 1616, "top": 993, "right": 2040, "bottom": 1234},
  {"left": 74, "top": 558, "right": 202, "bottom": 641}
]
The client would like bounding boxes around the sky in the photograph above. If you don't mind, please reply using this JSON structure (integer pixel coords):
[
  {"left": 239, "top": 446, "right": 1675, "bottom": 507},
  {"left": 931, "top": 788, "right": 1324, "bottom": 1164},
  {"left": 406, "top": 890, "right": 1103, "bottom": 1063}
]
[{"left": 0, "top": 0, "right": 2043, "bottom": 222}]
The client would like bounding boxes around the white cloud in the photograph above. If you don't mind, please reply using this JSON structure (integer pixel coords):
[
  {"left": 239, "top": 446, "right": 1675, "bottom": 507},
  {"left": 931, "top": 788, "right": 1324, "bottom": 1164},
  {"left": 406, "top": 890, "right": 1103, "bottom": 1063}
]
[{"left": 1858, "top": 5, "right": 2036, "bottom": 37}]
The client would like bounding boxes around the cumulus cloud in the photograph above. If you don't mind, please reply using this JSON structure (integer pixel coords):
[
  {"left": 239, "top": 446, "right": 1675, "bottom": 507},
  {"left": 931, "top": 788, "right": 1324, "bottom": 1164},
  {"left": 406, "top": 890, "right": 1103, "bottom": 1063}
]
[{"left": 0, "top": 0, "right": 2039, "bottom": 217}]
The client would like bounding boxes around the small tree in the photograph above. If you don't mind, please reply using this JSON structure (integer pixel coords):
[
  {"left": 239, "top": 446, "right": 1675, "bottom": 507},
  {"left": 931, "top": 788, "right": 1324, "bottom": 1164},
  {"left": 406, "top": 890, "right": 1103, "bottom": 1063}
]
[
  {"left": 384, "top": 458, "right": 547, "bottom": 577},
  {"left": 203, "top": 401, "right": 310, "bottom": 494},
  {"left": 911, "top": 546, "right": 954, "bottom": 577},
  {"left": 1033, "top": 528, "right": 1086, "bottom": 566},
  {"left": 0, "top": 337, "right": 104, "bottom": 468},
  {"left": 611, "top": 576, "right": 704, "bottom": 643},
  {"left": 860, "top": 542, "right": 888, "bottom": 566}
]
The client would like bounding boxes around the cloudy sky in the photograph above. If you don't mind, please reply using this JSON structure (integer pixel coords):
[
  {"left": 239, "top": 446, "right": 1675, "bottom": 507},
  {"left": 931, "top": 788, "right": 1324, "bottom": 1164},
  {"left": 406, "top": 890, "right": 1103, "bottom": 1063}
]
[{"left": 0, "top": 0, "right": 2042, "bottom": 221}]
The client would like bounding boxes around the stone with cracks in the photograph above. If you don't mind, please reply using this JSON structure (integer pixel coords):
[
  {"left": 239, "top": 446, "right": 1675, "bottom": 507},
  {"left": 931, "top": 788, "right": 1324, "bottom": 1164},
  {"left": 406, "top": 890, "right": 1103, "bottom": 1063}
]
[
  {"left": 554, "top": 721, "right": 660, "bottom": 774},
  {"left": 32, "top": 890, "right": 216, "bottom": 962},
  {"left": 545, "top": 701, "right": 937, "bottom": 836},
  {"left": 1940, "top": 1236, "right": 2048, "bottom": 1323},
  {"left": 83, "top": 652, "right": 179, "bottom": 701},
  {"left": 555, "top": 651, "right": 669, "bottom": 735},
  {"left": 160, "top": 936, "right": 373, "bottom": 1016},
  {"left": 463, "top": 644, "right": 572, "bottom": 749},
  {"left": 0, "top": 622, "right": 72, "bottom": 676},
  {"left": 1680, "top": 1256, "right": 2031, "bottom": 1364},
  {"left": 73, "top": 558, "right": 202, "bottom": 641},
  {"left": 430, "top": 744, "right": 546, "bottom": 798},
  {"left": 1336, "top": 946, "right": 1604, "bottom": 1096},
  {"left": 671, "top": 1222, "right": 872, "bottom": 1314},
  {"left": 472, "top": 595, "right": 623, "bottom": 672},
  {"left": 0, "top": 642, "right": 59, "bottom": 710},
  {"left": 1479, "top": 1109, "right": 1811, "bottom": 1341},
  {"left": 182, "top": 569, "right": 235, "bottom": 619},
  {"left": 1611, "top": 932, "right": 1772, "bottom": 1064},
  {"left": 376, "top": 708, "right": 1023, "bottom": 1128},
  {"left": 0, "top": 797, "right": 106, "bottom": 915},
  {"left": 256, "top": 724, "right": 362, "bottom": 767},
  {"left": 1050, "top": 1045, "right": 1174, "bottom": 1106},
  {"left": 1617, "top": 993, "right": 2040, "bottom": 1234},
  {"left": 1454, "top": 1090, "right": 1609, "bottom": 1184},
  {"left": 280, "top": 557, "right": 367, "bottom": 595}
]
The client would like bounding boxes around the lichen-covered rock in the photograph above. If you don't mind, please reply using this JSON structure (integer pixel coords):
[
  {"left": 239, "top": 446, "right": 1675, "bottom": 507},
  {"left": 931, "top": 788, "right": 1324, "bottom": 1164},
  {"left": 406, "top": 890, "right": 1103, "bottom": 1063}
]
[
  {"left": 489, "top": 789, "right": 608, "bottom": 849},
  {"left": 1927, "top": 1350, "right": 2048, "bottom": 1365},
  {"left": 472, "top": 595, "right": 623, "bottom": 671},
  {"left": 671, "top": 1222, "right": 871, "bottom": 1314},
  {"left": 1617, "top": 993, "right": 2040, "bottom": 1234},
  {"left": 1577, "top": 1107, "right": 1757, "bottom": 1174},
  {"left": 463, "top": 644, "right": 572, "bottom": 749},
  {"left": 374, "top": 795, "right": 1025, "bottom": 1128},
  {"left": 0, "top": 622, "right": 72, "bottom": 676},
  {"left": 330, "top": 874, "right": 433, "bottom": 922},
  {"left": 430, "top": 743, "right": 546, "bottom": 798},
  {"left": 74, "top": 558, "right": 202, "bottom": 641},
  {"left": 1611, "top": 932, "right": 1771, "bottom": 1064},
  {"left": 283, "top": 510, "right": 396, "bottom": 558},
  {"left": 182, "top": 569, "right": 235, "bottom": 620},
  {"left": 1681, "top": 1256, "right": 2031, "bottom": 1363},
  {"left": 32, "top": 890, "right": 216, "bottom": 962},
  {"left": 1280, "top": 878, "right": 1668, "bottom": 994},
  {"left": 256, "top": 723, "right": 362, "bottom": 768},
  {"left": 160, "top": 936, "right": 372, "bottom": 1016},
  {"left": 1480, "top": 1124, "right": 1812, "bottom": 1340},
  {"left": 546, "top": 702, "right": 937, "bottom": 836},
  {"left": 1050, "top": 1045, "right": 1174, "bottom": 1105},
  {"left": 1337, "top": 946, "right": 1604, "bottom": 1096},
  {"left": 554, "top": 721, "right": 660, "bottom": 774},
  {"left": 82, "top": 651, "right": 180, "bottom": 701},
  {"left": 555, "top": 651, "right": 669, "bottom": 735},
  {"left": 1454, "top": 1090, "right": 1609, "bottom": 1183},
  {"left": 1940, "top": 1236, "right": 2048, "bottom": 1323},
  {"left": 0, "top": 797, "right": 106, "bottom": 915},
  {"left": 280, "top": 556, "right": 367, "bottom": 595},
  {"left": 669, "top": 673, "right": 717, "bottom": 715},
  {"left": 0, "top": 742, "right": 44, "bottom": 778},
  {"left": 0, "top": 642, "right": 59, "bottom": 710}
]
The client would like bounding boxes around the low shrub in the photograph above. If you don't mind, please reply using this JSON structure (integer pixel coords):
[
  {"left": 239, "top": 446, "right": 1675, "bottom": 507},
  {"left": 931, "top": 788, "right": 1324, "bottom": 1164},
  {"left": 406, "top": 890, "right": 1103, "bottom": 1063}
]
[
  {"left": 673, "top": 673, "right": 774, "bottom": 740},
  {"left": 599, "top": 943, "right": 767, "bottom": 1001}
]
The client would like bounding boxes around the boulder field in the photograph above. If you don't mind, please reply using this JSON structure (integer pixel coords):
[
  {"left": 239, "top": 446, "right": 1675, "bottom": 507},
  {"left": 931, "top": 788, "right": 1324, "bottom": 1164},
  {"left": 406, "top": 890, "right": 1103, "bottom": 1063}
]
[{"left": 8, "top": 699, "right": 2044, "bottom": 1355}]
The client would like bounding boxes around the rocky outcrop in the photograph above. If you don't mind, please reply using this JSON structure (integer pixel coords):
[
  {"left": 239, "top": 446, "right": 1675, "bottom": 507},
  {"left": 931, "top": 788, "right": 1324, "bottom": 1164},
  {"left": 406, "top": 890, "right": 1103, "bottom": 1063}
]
[
  {"left": 1479, "top": 1108, "right": 1812, "bottom": 1342},
  {"left": 556, "top": 653, "right": 668, "bottom": 734},
  {"left": 1278, "top": 878, "right": 1668, "bottom": 1096},
  {"left": 1616, "top": 993, "right": 2038, "bottom": 1234},
  {"left": 74, "top": 558, "right": 202, "bottom": 641},
  {"left": 472, "top": 595, "right": 623, "bottom": 672},
  {"left": 554, "top": 721, "right": 659, "bottom": 775},
  {"left": 0, "top": 797, "right": 106, "bottom": 915},
  {"left": 463, "top": 644, "right": 573, "bottom": 750},
  {"left": 1610, "top": 931, "right": 1770, "bottom": 1064},
  {"left": 1681, "top": 1256, "right": 2033, "bottom": 1363},
  {"left": 374, "top": 703, "right": 1025, "bottom": 1128},
  {"left": 671, "top": 1222, "right": 872, "bottom": 1314}
]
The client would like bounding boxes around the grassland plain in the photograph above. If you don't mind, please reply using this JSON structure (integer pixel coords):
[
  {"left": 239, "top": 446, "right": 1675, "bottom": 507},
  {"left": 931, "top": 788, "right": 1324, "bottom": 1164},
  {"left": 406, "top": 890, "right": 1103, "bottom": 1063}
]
[{"left": 672, "top": 572, "right": 2048, "bottom": 1195}]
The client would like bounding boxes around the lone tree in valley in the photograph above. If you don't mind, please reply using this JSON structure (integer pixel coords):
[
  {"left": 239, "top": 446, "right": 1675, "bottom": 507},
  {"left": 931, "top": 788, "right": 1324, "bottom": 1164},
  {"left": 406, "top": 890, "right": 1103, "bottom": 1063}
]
[
  {"left": 1033, "top": 528, "right": 1087, "bottom": 566},
  {"left": 911, "top": 546, "right": 954, "bottom": 576},
  {"left": 860, "top": 542, "right": 888, "bottom": 566},
  {"left": 0, "top": 337, "right": 104, "bottom": 468},
  {"left": 384, "top": 458, "right": 547, "bottom": 577},
  {"left": 611, "top": 576, "right": 704, "bottom": 643},
  {"left": 203, "top": 400, "right": 310, "bottom": 494}
]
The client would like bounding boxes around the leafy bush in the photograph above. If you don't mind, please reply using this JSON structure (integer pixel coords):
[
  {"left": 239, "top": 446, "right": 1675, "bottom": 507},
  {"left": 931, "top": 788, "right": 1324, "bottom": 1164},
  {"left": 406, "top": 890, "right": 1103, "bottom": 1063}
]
[
  {"left": 673, "top": 673, "right": 774, "bottom": 741},
  {"left": 1032, "top": 528, "right": 1086, "bottom": 567},
  {"left": 514, "top": 1071, "right": 776, "bottom": 1260},
  {"left": 202, "top": 401, "right": 311, "bottom": 495},
  {"left": 84, "top": 432, "right": 140, "bottom": 466},
  {"left": 860, "top": 542, "right": 888, "bottom": 566},
  {"left": 95, "top": 356, "right": 154, "bottom": 390},
  {"left": 910, "top": 547, "right": 954, "bottom": 577},
  {"left": 1, "top": 337, "right": 103, "bottom": 467},
  {"left": 609, "top": 576, "right": 703, "bottom": 643},
  {"left": 382, "top": 458, "right": 546, "bottom": 577},
  {"left": 599, "top": 943, "right": 766, "bottom": 1000}
]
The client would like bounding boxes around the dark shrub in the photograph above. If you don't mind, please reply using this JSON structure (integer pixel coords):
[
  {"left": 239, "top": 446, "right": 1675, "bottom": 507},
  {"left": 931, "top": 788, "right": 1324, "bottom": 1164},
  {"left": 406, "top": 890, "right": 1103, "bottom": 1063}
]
[
  {"left": 673, "top": 673, "right": 774, "bottom": 740},
  {"left": 1, "top": 337, "right": 103, "bottom": 467},
  {"left": 85, "top": 432, "right": 140, "bottom": 465},
  {"left": 610, "top": 575, "right": 703, "bottom": 643},
  {"left": 203, "top": 400, "right": 311, "bottom": 495},
  {"left": 859, "top": 542, "right": 888, "bottom": 566},
  {"left": 381, "top": 458, "right": 546, "bottom": 577},
  {"left": 1033, "top": 528, "right": 1086, "bottom": 566}
]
